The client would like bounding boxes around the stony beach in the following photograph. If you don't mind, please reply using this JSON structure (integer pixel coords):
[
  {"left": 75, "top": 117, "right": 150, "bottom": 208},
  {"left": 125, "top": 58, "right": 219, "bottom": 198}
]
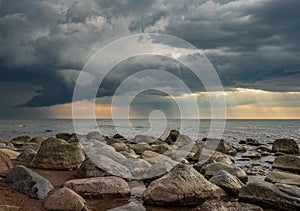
[{"left": 0, "top": 130, "right": 300, "bottom": 211}]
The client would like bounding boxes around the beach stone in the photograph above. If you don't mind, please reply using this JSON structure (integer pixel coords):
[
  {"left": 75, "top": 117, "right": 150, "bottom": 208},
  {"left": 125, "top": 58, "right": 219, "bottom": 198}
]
[
  {"left": 239, "top": 181, "right": 300, "bottom": 210},
  {"left": 0, "top": 139, "right": 16, "bottom": 150},
  {"left": 209, "top": 170, "right": 244, "bottom": 197},
  {"left": 16, "top": 149, "right": 36, "bottom": 162},
  {"left": 203, "top": 162, "right": 248, "bottom": 183},
  {"left": 273, "top": 155, "right": 300, "bottom": 174},
  {"left": 131, "top": 135, "right": 157, "bottom": 144},
  {"left": 106, "top": 138, "right": 123, "bottom": 146},
  {"left": 19, "top": 142, "right": 40, "bottom": 151},
  {"left": 193, "top": 200, "right": 263, "bottom": 211},
  {"left": 30, "top": 136, "right": 47, "bottom": 144},
  {"left": 192, "top": 148, "right": 234, "bottom": 165},
  {"left": 211, "top": 138, "right": 237, "bottom": 155},
  {"left": 151, "top": 143, "right": 172, "bottom": 154},
  {"left": 119, "top": 158, "right": 151, "bottom": 179},
  {"left": 242, "top": 151, "right": 261, "bottom": 159},
  {"left": 143, "top": 163, "right": 227, "bottom": 206},
  {"left": 0, "top": 205, "right": 21, "bottom": 211},
  {"left": 239, "top": 138, "right": 261, "bottom": 146},
  {"left": 113, "top": 134, "right": 125, "bottom": 139},
  {"left": 141, "top": 150, "right": 160, "bottom": 159},
  {"left": 130, "top": 143, "right": 152, "bottom": 155},
  {"left": 31, "top": 137, "right": 85, "bottom": 170},
  {"left": 245, "top": 163, "right": 269, "bottom": 176},
  {"left": 64, "top": 176, "right": 130, "bottom": 199},
  {"left": 75, "top": 158, "right": 110, "bottom": 178},
  {"left": 0, "top": 149, "right": 20, "bottom": 159},
  {"left": 86, "top": 131, "right": 101, "bottom": 139},
  {"left": 272, "top": 138, "right": 299, "bottom": 155},
  {"left": 265, "top": 170, "right": 300, "bottom": 186},
  {"left": 256, "top": 145, "right": 272, "bottom": 152},
  {"left": 111, "top": 142, "right": 128, "bottom": 152},
  {"left": 44, "top": 187, "right": 89, "bottom": 211},
  {"left": 10, "top": 136, "right": 31, "bottom": 148},
  {"left": 85, "top": 154, "right": 132, "bottom": 179},
  {"left": 142, "top": 161, "right": 175, "bottom": 179},
  {"left": 6, "top": 165, "right": 53, "bottom": 199},
  {"left": 56, "top": 133, "right": 72, "bottom": 140},
  {"left": 0, "top": 152, "right": 13, "bottom": 176},
  {"left": 165, "top": 129, "right": 180, "bottom": 145},
  {"left": 120, "top": 149, "right": 139, "bottom": 159},
  {"left": 108, "top": 201, "right": 145, "bottom": 211}
]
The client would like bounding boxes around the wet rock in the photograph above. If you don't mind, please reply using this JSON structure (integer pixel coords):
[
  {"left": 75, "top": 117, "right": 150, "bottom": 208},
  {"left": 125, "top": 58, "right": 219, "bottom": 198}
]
[
  {"left": 120, "top": 149, "right": 139, "bottom": 159},
  {"left": 10, "top": 136, "right": 31, "bottom": 148},
  {"left": 272, "top": 138, "right": 299, "bottom": 155},
  {"left": 239, "top": 138, "right": 261, "bottom": 146},
  {"left": 44, "top": 187, "right": 89, "bottom": 211},
  {"left": 0, "top": 139, "right": 16, "bottom": 150},
  {"left": 56, "top": 133, "right": 72, "bottom": 140},
  {"left": 31, "top": 137, "right": 85, "bottom": 170},
  {"left": 265, "top": 170, "right": 300, "bottom": 186},
  {"left": 144, "top": 163, "right": 227, "bottom": 206},
  {"left": 64, "top": 176, "right": 130, "bottom": 199},
  {"left": 19, "top": 142, "right": 40, "bottom": 151},
  {"left": 192, "top": 148, "right": 234, "bottom": 165},
  {"left": 209, "top": 170, "right": 244, "bottom": 197},
  {"left": 0, "top": 152, "right": 13, "bottom": 176},
  {"left": 0, "top": 149, "right": 20, "bottom": 159},
  {"left": 16, "top": 149, "right": 36, "bottom": 162},
  {"left": 273, "top": 155, "right": 300, "bottom": 174},
  {"left": 6, "top": 165, "right": 53, "bottom": 199},
  {"left": 113, "top": 134, "right": 125, "bottom": 139},
  {"left": 193, "top": 200, "right": 263, "bottom": 211},
  {"left": 75, "top": 158, "right": 110, "bottom": 178},
  {"left": 151, "top": 143, "right": 172, "bottom": 154},
  {"left": 111, "top": 142, "right": 128, "bottom": 152},
  {"left": 165, "top": 129, "right": 180, "bottom": 145},
  {"left": 130, "top": 143, "right": 152, "bottom": 155},
  {"left": 242, "top": 151, "right": 261, "bottom": 159},
  {"left": 203, "top": 162, "right": 248, "bottom": 183},
  {"left": 256, "top": 145, "right": 271, "bottom": 152},
  {"left": 130, "top": 135, "right": 157, "bottom": 144},
  {"left": 209, "top": 139, "right": 237, "bottom": 156},
  {"left": 239, "top": 181, "right": 300, "bottom": 210},
  {"left": 244, "top": 163, "right": 269, "bottom": 176}
]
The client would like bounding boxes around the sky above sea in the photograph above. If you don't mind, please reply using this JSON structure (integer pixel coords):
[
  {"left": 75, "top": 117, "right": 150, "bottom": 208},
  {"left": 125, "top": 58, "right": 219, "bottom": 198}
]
[{"left": 0, "top": 0, "right": 299, "bottom": 119}]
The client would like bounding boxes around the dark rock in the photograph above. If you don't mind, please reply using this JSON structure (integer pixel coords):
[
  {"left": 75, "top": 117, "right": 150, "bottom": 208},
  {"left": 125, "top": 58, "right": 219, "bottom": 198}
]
[
  {"left": 10, "top": 136, "right": 31, "bottom": 148},
  {"left": 239, "top": 139, "right": 261, "bottom": 146},
  {"left": 56, "top": 133, "right": 71, "bottom": 140},
  {"left": 265, "top": 170, "right": 300, "bottom": 186},
  {"left": 239, "top": 181, "right": 300, "bottom": 210},
  {"left": 16, "top": 149, "right": 36, "bottom": 162},
  {"left": 209, "top": 170, "right": 244, "bottom": 197},
  {"left": 165, "top": 130, "right": 180, "bottom": 145},
  {"left": 75, "top": 158, "right": 111, "bottom": 178},
  {"left": 113, "top": 134, "right": 125, "bottom": 139},
  {"left": 272, "top": 138, "right": 299, "bottom": 155},
  {"left": 272, "top": 155, "right": 300, "bottom": 174},
  {"left": 242, "top": 151, "right": 261, "bottom": 159},
  {"left": 6, "top": 165, "right": 53, "bottom": 199},
  {"left": 31, "top": 137, "right": 85, "bottom": 170}
]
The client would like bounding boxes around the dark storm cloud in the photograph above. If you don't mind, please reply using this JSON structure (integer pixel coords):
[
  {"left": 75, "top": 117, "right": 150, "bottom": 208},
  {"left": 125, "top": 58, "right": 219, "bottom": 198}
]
[{"left": 0, "top": 0, "right": 299, "bottom": 113}]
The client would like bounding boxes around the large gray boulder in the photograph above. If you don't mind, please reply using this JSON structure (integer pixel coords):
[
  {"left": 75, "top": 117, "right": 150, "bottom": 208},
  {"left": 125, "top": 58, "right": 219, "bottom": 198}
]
[
  {"left": 209, "top": 170, "right": 244, "bottom": 197},
  {"left": 272, "top": 138, "right": 299, "bottom": 155},
  {"left": 143, "top": 163, "right": 227, "bottom": 206},
  {"left": 64, "top": 176, "right": 130, "bottom": 199},
  {"left": 265, "top": 170, "right": 300, "bottom": 186},
  {"left": 272, "top": 155, "right": 300, "bottom": 174},
  {"left": 203, "top": 162, "right": 248, "bottom": 183},
  {"left": 31, "top": 137, "right": 85, "bottom": 170},
  {"left": 239, "top": 181, "right": 300, "bottom": 210},
  {"left": 6, "top": 165, "right": 53, "bottom": 199}
]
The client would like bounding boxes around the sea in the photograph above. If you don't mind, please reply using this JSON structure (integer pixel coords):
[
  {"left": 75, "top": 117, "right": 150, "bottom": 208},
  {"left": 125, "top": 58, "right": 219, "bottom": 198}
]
[{"left": 0, "top": 119, "right": 299, "bottom": 144}]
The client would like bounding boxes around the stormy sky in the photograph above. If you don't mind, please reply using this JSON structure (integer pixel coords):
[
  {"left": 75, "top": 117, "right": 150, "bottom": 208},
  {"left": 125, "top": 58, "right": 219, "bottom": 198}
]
[{"left": 0, "top": 0, "right": 299, "bottom": 119}]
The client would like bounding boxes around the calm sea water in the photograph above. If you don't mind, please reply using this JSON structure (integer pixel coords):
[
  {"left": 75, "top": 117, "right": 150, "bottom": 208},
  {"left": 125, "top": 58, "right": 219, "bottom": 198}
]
[{"left": 0, "top": 119, "right": 299, "bottom": 144}]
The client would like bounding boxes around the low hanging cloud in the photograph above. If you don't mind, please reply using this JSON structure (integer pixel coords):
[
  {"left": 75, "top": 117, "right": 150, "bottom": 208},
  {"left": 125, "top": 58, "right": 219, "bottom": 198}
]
[{"left": 0, "top": 0, "right": 299, "bottom": 118}]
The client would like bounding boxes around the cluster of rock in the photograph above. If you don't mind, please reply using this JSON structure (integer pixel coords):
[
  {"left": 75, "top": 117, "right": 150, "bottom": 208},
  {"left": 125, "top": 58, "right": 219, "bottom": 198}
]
[{"left": 0, "top": 131, "right": 299, "bottom": 210}]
